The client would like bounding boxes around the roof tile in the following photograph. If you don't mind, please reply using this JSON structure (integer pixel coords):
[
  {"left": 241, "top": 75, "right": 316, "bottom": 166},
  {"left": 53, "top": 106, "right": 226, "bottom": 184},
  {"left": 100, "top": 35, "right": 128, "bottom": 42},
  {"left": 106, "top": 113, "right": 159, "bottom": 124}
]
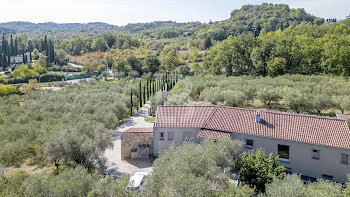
[{"left": 155, "top": 106, "right": 350, "bottom": 149}]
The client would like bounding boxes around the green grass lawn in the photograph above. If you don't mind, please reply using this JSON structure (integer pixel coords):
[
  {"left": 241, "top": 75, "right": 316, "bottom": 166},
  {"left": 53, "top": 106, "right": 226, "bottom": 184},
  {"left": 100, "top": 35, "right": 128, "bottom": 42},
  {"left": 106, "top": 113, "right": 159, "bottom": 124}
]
[{"left": 145, "top": 117, "right": 156, "bottom": 122}]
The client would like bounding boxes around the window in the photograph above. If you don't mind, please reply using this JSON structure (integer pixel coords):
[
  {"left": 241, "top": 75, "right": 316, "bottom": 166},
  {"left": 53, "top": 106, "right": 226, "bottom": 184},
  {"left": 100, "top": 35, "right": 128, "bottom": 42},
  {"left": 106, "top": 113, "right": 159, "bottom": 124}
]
[
  {"left": 278, "top": 144, "right": 290, "bottom": 162},
  {"left": 245, "top": 139, "right": 254, "bottom": 149},
  {"left": 312, "top": 149, "right": 320, "bottom": 160},
  {"left": 168, "top": 132, "right": 173, "bottom": 141},
  {"left": 322, "top": 174, "right": 333, "bottom": 181},
  {"left": 341, "top": 154, "right": 349, "bottom": 165},
  {"left": 160, "top": 132, "right": 164, "bottom": 141},
  {"left": 183, "top": 132, "right": 193, "bottom": 142}
]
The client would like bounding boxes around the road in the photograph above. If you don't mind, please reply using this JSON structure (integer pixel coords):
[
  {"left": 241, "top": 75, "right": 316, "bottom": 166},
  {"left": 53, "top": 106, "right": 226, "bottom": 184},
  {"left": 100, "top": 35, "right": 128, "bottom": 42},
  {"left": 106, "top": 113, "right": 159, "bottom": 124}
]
[
  {"left": 104, "top": 102, "right": 154, "bottom": 179},
  {"left": 65, "top": 77, "right": 93, "bottom": 84},
  {"left": 67, "top": 62, "right": 83, "bottom": 68}
]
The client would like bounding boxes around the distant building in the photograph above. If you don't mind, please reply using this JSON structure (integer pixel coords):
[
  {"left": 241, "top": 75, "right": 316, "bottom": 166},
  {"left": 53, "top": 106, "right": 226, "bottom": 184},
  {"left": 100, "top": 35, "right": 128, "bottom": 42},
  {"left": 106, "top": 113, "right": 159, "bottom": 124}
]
[
  {"left": 10, "top": 53, "right": 30, "bottom": 64},
  {"left": 153, "top": 106, "right": 350, "bottom": 183},
  {"left": 183, "top": 27, "right": 197, "bottom": 37}
]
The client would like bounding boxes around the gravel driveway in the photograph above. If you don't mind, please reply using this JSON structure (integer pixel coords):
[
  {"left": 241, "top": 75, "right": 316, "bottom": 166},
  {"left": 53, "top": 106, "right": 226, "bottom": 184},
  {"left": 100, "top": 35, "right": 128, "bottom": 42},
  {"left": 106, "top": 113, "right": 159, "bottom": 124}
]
[{"left": 104, "top": 102, "right": 154, "bottom": 179}]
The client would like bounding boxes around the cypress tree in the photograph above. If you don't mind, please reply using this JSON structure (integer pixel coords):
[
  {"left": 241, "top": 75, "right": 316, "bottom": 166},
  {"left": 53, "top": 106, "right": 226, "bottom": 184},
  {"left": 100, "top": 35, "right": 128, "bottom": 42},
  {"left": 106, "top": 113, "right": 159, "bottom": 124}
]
[
  {"left": 0, "top": 54, "right": 3, "bottom": 70},
  {"left": 29, "top": 52, "right": 32, "bottom": 63},
  {"left": 41, "top": 40, "right": 44, "bottom": 52},
  {"left": 143, "top": 86, "right": 146, "bottom": 105},
  {"left": 149, "top": 78, "right": 151, "bottom": 97},
  {"left": 130, "top": 90, "right": 133, "bottom": 115},
  {"left": 139, "top": 80, "right": 142, "bottom": 109},
  {"left": 2, "top": 53, "right": 8, "bottom": 69},
  {"left": 22, "top": 52, "right": 25, "bottom": 63},
  {"left": 47, "top": 40, "right": 51, "bottom": 62},
  {"left": 1, "top": 34, "right": 5, "bottom": 55},
  {"left": 7, "top": 49, "right": 10, "bottom": 66},
  {"left": 146, "top": 79, "right": 149, "bottom": 100},
  {"left": 14, "top": 37, "right": 18, "bottom": 56},
  {"left": 154, "top": 79, "right": 156, "bottom": 94},
  {"left": 10, "top": 34, "right": 14, "bottom": 56},
  {"left": 52, "top": 41, "right": 55, "bottom": 63},
  {"left": 151, "top": 78, "right": 153, "bottom": 95},
  {"left": 43, "top": 36, "right": 48, "bottom": 52}
]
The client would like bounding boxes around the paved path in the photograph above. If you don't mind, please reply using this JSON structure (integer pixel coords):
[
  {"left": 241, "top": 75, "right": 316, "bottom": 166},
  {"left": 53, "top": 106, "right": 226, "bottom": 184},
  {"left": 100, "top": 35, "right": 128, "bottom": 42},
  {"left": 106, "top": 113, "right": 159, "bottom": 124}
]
[
  {"left": 67, "top": 62, "right": 83, "bottom": 68},
  {"left": 104, "top": 102, "right": 154, "bottom": 179}
]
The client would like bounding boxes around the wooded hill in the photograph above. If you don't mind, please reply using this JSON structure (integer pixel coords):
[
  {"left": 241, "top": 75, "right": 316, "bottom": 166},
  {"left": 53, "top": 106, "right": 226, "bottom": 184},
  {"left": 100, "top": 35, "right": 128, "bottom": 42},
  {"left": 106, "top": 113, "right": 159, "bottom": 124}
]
[{"left": 0, "top": 4, "right": 325, "bottom": 40}]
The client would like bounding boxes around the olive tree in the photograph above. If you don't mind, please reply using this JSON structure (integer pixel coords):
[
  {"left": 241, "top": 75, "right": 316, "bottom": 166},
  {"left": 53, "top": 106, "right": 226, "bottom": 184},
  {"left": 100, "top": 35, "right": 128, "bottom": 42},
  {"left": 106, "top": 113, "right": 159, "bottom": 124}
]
[
  {"left": 24, "top": 166, "right": 96, "bottom": 197},
  {"left": 143, "top": 138, "right": 244, "bottom": 196},
  {"left": 257, "top": 87, "right": 279, "bottom": 108},
  {"left": 223, "top": 90, "right": 248, "bottom": 107},
  {"left": 235, "top": 149, "right": 285, "bottom": 193},
  {"left": 264, "top": 174, "right": 343, "bottom": 197},
  {"left": 311, "top": 94, "right": 333, "bottom": 113}
]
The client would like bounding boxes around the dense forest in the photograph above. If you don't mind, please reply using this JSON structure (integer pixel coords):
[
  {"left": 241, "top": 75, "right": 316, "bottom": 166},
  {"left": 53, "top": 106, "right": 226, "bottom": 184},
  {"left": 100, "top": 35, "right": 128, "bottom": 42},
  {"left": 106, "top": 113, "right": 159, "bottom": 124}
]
[{"left": 0, "top": 4, "right": 323, "bottom": 40}]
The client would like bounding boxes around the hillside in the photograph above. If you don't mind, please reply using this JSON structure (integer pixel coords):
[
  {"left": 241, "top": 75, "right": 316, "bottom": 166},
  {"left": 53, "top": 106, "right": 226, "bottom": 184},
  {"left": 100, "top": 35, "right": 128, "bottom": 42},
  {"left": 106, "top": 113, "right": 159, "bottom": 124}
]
[
  {"left": 197, "top": 3, "right": 323, "bottom": 40},
  {"left": 0, "top": 4, "right": 323, "bottom": 40}
]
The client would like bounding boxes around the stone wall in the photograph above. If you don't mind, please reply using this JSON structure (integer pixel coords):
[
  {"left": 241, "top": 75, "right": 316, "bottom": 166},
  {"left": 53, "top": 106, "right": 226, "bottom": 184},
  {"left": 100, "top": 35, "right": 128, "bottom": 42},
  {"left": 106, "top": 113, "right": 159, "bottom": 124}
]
[{"left": 121, "top": 132, "right": 153, "bottom": 159}]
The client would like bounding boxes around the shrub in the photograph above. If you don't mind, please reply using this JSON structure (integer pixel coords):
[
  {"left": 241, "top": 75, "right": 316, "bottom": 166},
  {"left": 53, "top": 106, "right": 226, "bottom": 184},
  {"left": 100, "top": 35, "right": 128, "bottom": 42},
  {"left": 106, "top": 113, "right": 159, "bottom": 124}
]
[
  {"left": 33, "top": 66, "right": 48, "bottom": 75},
  {"left": 0, "top": 85, "right": 18, "bottom": 97},
  {"left": 0, "top": 77, "right": 6, "bottom": 84},
  {"left": 12, "top": 66, "right": 38, "bottom": 79}
]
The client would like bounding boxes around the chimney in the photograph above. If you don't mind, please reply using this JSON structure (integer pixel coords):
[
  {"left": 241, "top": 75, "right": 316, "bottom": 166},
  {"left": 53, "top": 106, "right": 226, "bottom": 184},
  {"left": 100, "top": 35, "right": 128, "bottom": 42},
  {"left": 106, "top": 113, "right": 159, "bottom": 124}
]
[{"left": 255, "top": 113, "right": 261, "bottom": 123}]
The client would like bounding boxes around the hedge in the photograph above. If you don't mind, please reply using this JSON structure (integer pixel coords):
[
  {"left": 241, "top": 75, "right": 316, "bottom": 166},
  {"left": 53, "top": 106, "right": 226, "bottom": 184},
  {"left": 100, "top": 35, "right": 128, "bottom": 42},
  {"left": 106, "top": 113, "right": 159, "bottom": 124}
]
[
  {"left": 7, "top": 73, "right": 65, "bottom": 84},
  {"left": 64, "top": 72, "right": 100, "bottom": 80},
  {"left": 47, "top": 66, "right": 81, "bottom": 72}
]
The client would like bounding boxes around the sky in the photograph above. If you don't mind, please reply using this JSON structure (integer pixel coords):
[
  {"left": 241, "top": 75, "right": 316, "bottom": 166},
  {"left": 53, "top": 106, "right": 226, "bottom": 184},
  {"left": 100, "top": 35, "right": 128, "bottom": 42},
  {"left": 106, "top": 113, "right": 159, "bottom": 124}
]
[{"left": 0, "top": 0, "right": 349, "bottom": 26}]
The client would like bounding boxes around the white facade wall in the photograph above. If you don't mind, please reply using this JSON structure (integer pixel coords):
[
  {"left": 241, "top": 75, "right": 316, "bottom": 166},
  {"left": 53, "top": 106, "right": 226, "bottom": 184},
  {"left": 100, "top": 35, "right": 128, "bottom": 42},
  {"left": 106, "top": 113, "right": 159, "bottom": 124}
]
[
  {"left": 153, "top": 127, "right": 201, "bottom": 155},
  {"left": 232, "top": 132, "right": 350, "bottom": 183},
  {"left": 154, "top": 127, "right": 350, "bottom": 183}
]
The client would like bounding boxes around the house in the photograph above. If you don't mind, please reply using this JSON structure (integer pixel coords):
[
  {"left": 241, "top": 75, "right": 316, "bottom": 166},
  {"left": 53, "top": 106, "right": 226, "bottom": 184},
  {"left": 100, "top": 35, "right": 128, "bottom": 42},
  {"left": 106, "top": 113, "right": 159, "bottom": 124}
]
[
  {"left": 10, "top": 53, "right": 30, "bottom": 64},
  {"left": 121, "top": 128, "right": 153, "bottom": 159},
  {"left": 153, "top": 106, "right": 350, "bottom": 183}
]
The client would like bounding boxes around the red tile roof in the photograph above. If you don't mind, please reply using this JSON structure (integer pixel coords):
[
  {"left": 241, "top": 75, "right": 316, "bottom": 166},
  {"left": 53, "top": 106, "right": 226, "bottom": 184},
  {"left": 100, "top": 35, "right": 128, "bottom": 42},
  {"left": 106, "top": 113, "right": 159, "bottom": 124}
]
[
  {"left": 197, "top": 129, "right": 231, "bottom": 139},
  {"left": 155, "top": 106, "right": 216, "bottom": 127},
  {"left": 123, "top": 128, "right": 153, "bottom": 133},
  {"left": 337, "top": 114, "right": 350, "bottom": 121},
  {"left": 155, "top": 106, "right": 350, "bottom": 149}
]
